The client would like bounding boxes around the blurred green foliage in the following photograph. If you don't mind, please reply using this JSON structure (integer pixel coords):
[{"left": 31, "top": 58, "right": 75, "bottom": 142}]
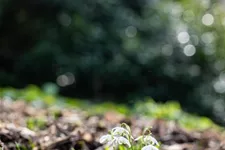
[
  {"left": 1, "top": 0, "right": 225, "bottom": 124},
  {"left": 26, "top": 117, "right": 47, "bottom": 131},
  {"left": 0, "top": 86, "right": 220, "bottom": 130}
]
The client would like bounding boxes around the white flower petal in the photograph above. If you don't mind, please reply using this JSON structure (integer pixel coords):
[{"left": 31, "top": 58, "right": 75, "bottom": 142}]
[
  {"left": 118, "top": 136, "right": 131, "bottom": 148},
  {"left": 108, "top": 138, "right": 117, "bottom": 148},
  {"left": 99, "top": 134, "right": 113, "bottom": 144},
  {"left": 141, "top": 145, "right": 159, "bottom": 150},
  {"left": 143, "top": 136, "right": 159, "bottom": 146},
  {"left": 112, "top": 127, "right": 130, "bottom": 135}
]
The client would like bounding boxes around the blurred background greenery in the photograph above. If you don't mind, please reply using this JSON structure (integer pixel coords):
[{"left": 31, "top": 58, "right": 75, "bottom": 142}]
[{"left": 0, "top": 0, "right": 225, "bottom": 125}]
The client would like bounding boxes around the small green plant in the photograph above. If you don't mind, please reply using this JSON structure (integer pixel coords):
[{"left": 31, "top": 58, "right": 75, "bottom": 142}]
[
  {"left": 100, "top": 123, "right": 160, "bottom": 150},
  {"left": 26, "top": 117, "right": 47, "bottom": 130},
  {"left": 15, "top": 142, "right": 25, "bottom": 150}
]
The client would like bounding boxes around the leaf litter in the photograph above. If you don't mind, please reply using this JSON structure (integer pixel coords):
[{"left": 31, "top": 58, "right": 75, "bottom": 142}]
[{"left": 0, "top": 99, "right": 225, "bottom": 150}]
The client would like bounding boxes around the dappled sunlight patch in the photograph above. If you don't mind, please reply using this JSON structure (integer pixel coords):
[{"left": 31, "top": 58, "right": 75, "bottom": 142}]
[{"left": 133, "top": 98, "right": 219, "bottom": 130}]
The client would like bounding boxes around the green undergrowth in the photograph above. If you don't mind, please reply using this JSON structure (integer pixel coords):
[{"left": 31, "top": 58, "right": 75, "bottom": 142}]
[{"left": 0, "top": 84, "right": 222, "bottom": 131}]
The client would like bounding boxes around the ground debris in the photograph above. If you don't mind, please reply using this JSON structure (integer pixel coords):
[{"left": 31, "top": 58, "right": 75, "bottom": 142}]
[{"left": 0, "top": 99, "right": 225, "bottom": 150}]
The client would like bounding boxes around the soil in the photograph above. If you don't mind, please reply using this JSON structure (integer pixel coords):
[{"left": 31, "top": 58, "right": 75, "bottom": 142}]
[{"left": 0, "top": 100, "right": 225, "bottom": 150}]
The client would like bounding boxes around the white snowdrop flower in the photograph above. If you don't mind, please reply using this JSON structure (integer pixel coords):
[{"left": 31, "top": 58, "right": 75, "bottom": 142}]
[
  {"left": 135, "top": 135, "right": 159, "bottom": 146},
  {"left": 111, "top": 126, "right": 134, "bottom": 140},
  {"left": 99, "top": 134, "right": 113, "bottom": 144},
  {"left": 113, "top": 135, "right": 131, "bottom": 148},
  {"left": 142, "top": 145, "right": 159, "bottom": 150},
  {"left": 100, "top": 126, "right": 132, "bottom": 148},
  {"left": 143, "top": 135, "right": 159, "bottom": 146},
  {"left": 99, "top": 123, "right": 160, "bottom": 149},
  {"left": 100, "top": 134, "right": 131, "bottom": 148},
  {"left": 111, "top": 127, "right": 130, "bottom": 136}
]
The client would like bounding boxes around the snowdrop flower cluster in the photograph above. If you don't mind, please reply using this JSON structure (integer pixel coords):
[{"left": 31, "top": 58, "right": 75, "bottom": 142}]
[
  {"left": 99, "top": 123, "right": 132, "bottom": 149},
  {"left": 99, "top": 123, "right": 160, "bottom": 150}
]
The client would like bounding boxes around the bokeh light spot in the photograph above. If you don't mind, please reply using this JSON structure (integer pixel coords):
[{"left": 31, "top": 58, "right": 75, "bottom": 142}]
[
  {"left": 214, "top": 60, "right": 225, "bottom": 71},
  {"left": 200, "top": 0, "right": 210, "bottom": 9},
  {"left": 201, "top": 32, "right": 214, "bottom": 44},
  {"left": 219, "top": 71, "right": 225, "bottom": 82},
  {"left": 183, "top": 44, "right": 196, "bottom": 56},
  {"left": 177, "top": 31, "right": 190, "bottom": 44},
  {"left": 214, "top": 80, "right": 225, "bottom": 93},
  {"left": 202, "top": 13, "right": 214, "bottom": 26},
  {"left": 203, "top": 45, "right": 215, "bottom": 55},
  {"left": 125, "top": 26, "right": 137, "bottom": 38},
  {"left": 56, "top": 72, "right": 75, "bottom": 87}
]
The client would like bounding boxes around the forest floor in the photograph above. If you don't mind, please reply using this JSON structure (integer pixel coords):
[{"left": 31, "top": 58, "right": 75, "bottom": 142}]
[{"left": 0, "top": 99, "right": 225, "bottom": 150}]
